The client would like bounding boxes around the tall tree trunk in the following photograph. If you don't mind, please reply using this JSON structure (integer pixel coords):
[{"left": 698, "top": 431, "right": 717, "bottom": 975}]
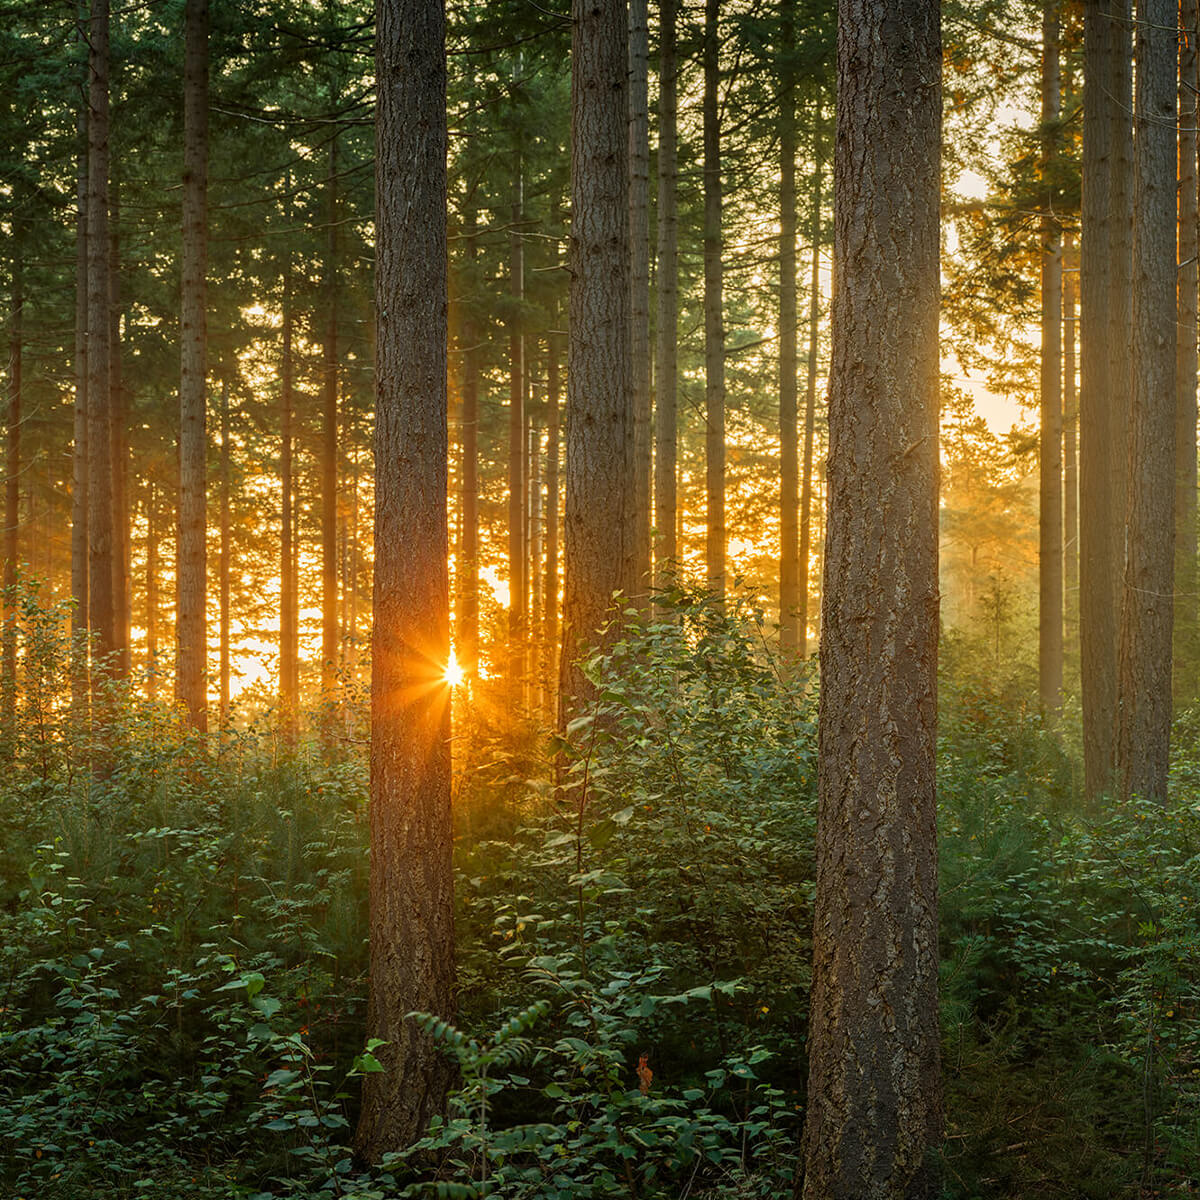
[
  {"left": 509, "top": 141, "right": 527, "bottom": 696},
  {"left": 460, "top": 208, "right": 479, "bottom": 679},
  {"left": 1176, "top": 0, "right": 1199, "bottom": 701},
  {"left": 1117, "top": 0, "right": 1176, "bottom": 802},
  {"left": 653, "top": 0, "right": 678, "bottom": 589},
  {"left": 146, "top": 480, "right": 158, "bottom": 697},
  {"left": 779, "top": 0, "right": 799, "bottom": 651},
  {"left": 799, "top": 149, "right": 822, "bottom": 659},
  {"left": 629, "top": 0, "right": 651, "bottom": 602},
  {"left": 1080, "top": 0, "right": 1132, "bottom": 800},
  {"left": 71, "top": 96, "right": 89, "bottom": 709},
  {"left": 1039, "top": 1, "right": 1064, "bottom": 716},
  {"left": 87, "top": 0, "right": 115, "bottom": 691},
  {"left": 3, "top": 247, "right": 22, "bottom": 748},
  {"left": 218, "top": 360, "right": 231, "bottom": 726},
  {"left": 357, "top": 0, "right": 454, "bottom": 1156},
  {"left": 1064, "top": 234, "right": 1079, "bottom": 654},
  {"left": 560, "top": 0, "right": 633, "bottom": 719},
  {"left": 703, "top": 0, "right": 725, "bottom": 594},
  {"left": 529, "top": 413, "right": 543, "bottom": 707},
  {"left": 801, "top": 0, "right": 943, "bottom": 1195},
  {"left": 177, "top": 0, "right": 209, "bottom": 732},
  {"left": 545, "top": 324, "right": 561, "bottom": 704},
  {"left": 280, "top": 262, "right": 299, "bottom": 738},
  {"left": 321, "top": 133, "right": 339, "bottom": 706},
  {"left": 109, "top": 179, "right": 129, "bottom": 679}
]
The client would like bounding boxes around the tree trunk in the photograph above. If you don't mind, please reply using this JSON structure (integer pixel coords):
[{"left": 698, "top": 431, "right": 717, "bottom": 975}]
[
  {"left": 71, "top": 95, "right": 89, "bottom": 709},
  {"left": 87, "top": 0, "right": 115, "bottom": 690},
  {"left": 321, "top": 133, "right": 339, "bottom": 706},
  {"left": 799, "top": 150, "right": 822, "bottom": 659},
  {"left": 218, "top": 360, "right": 231, "bottom": 726},
  {"left": 459, "top": 207, "right": 480, "bottom": 679},
  {"left": 3, "top": 247, "right": 22, "bottom": 748},
  {"left": 801, "top": 1, "right": 943, "bottom": 1195},
  {"left": 560, "top": 0, "right": 633, "bottom": 719},
  {"left": 357, "top": 0, "right": 455, "bottom": 1157},
  {"left": 545, "top": 324, "right": 561, "bottom": 704},
  {"left": 1080, "top": 0, "right": 1132, "bottom": 800},
  {"left": 1039, "top": 1, "right": 1063, "bottom": 716},
  {"left": 653, "top": 0, "right": 678, "bottom": 590},
  {"left": 1117, "top": 0, "right": 1176, "bottom": 802},
  {"left": 109, "top": 179, "right": 129, "bottom": 679},
  {"left": 779, "top": 0, "right": 799, "bottom": 651},
  {"left": 529, "top": 413, "right": 543, "bottom": 707},
  {"left": 1176, "top": 0, "right": 1199, "bottom": 701},
  {"left": 703, "top": 0, "right": 725, "bottom": 594},
  {"left": 509, "top": 142, "right": 527, "bottom": 697},
  {"left": 1064, "top": 234, "right": 1079, "bottom": 654},
  {"left": 280, "top": 261, "right": 299, "bottom": 738},
  {"left": 146, "top": 480, "right": 158, "bottom": 697},
  {"left": 629, "top": 0, "right": 651, "bottom": 603},
  {"left": 177, "top": 0, "right": 209, "bottom": 732}
]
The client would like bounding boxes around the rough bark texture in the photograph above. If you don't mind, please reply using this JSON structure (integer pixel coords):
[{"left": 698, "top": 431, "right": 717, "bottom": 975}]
[
  {"left": 460, "top": 209, "right": 480, "bottom": 679},
  {"left": 1039, "top": 2, "right": 1063, "bottom": 716},
  {"left": 218, "top": 362, "right": 231, "bottom": 726},
  {"left": 779, "top": 0, "right": 799, "bottom": 651},
  {"left": 356, "top": 0, "right": 455, "bottom": 1159},
  {"left": 321, "top": 135, "right": 340, "bottom": 704},
  {"left": 1117, "top": 0, "right": 1176, "bottom": 803},
  {"left": 801, "top": 1, "right": 943, "bottom": 1195},
  {"left": 87, "top": 0, "right": 115, "bottom": 684},
  {"left": 509, "top": 144, "right": 527, "bottom": 696},
  {"left": 799, "top": 153, "right": 822, "bottom": 659},
  {"left": 703, "top": 0, "right": 725, "bottom": 594},
  {"left": 71, "top": 96, "right": 89, "bottom": 708},
  {"left": 280, "top": 264, "right": 299, "bottom": 737},
  {"left": 109, "top": 180, "right": 128, "bottom": 679},
  {"left": 1064, "top": 234, "right": 1078, "bottom": 653},
  {"left": 1176, "top": 0, "right": 1199, "bottom": 701},
  {"left": 629, "top": 0, "right": 651, "bottom": 602},
  {"left": 1080, "top": 0, "right": 1132, "bottom": 800},
  {"left": 177, "top": 0, "right": 209, "bottom": 731},
  {"left": 559, "top": 0, "right": 633, "bottom": 720},
  {"left": 653, "top": 0, "right": 678, "bottom": 588}
]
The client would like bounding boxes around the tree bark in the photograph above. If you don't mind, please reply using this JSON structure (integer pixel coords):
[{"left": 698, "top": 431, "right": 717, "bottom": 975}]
[
  {"left": 509, "top": 139, "right": 527, "bottom": 697},
  {"left": 1116, "top": 0, "right": 1176, "bottom": 802},
  {"left": 653, "top": 0, "right": 678, "bottom": 590},
  {"left": 109, "top": 179, "right": 129, "bottom": 679},
  {"left": 560, "top": 0, "right": 633, "bottom": 719},
  {"left": 218, "top": 359, "right": 231, "bottom": 726},
  {"left": 357, "top": 0, "right": 455, "bottom": 1159},
  {"left": 321, "top": 133, "right": 339, "bottom": 706},
  {"left": 1080, "top": 0, "right": 1132, "bottom": 800},
  {"left": 177, "top": 0, "right": 209, "bottom": 731},
  {"left": 1039, "top": 1, "right": 1064, "bottom": 716},
  {"left": 629, "top": 0, "right": 651, "bottom": 603},
  {"left": 280, "top": 257, "right": 299, "bottom": 738},
  {"left": 799, "top": 150, "right": 822, "bottom": 659},
  {"left": 71, "top": 93, "right": 89, "bottom": 709},
  {"left": 545, "top": 324, "right": 561, "bottom": 703},
  {"left": 146, "top": 480, "right": 158, "bottom": 697},
  {"left": 87, "top": 0, "right": 115, "bottom": 690},
  {"left": 459, "top": 207, "right": 480, "bottom": 679},
  {"left": 801, "top": 1, "right": 943, "bottom": 1195},
  {"left": 1175, "top": 0, "right": 1199, "bottom": 701},
  {"left": 1064, "top": 234, "right": 1078, "bottom": 654},
  {"left": 703, "top": 0, "right": 725, "bottom": 595},
  {"left": 3, "top": 247, "right": 22, "bottom": 747},
  {"left": 779, "top": 0, "right": 799, "bottom": 651}
]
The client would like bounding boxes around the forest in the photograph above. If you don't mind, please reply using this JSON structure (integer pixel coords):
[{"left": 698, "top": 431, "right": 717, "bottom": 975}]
[{"left": 2, "top": 0, "right": 1199, "bottom": 1196}]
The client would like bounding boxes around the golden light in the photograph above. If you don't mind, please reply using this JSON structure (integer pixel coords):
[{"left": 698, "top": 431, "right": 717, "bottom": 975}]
[{"left": 444, "top": 648, "right": 465, "bottom": 688}]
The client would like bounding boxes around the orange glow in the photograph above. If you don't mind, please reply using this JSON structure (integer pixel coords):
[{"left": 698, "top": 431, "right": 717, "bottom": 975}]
[{"left": 444, "top": 648, "right": 465, "bottom": 688}]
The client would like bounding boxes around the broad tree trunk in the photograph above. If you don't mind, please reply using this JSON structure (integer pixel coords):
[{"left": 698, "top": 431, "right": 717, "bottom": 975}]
[
  {"left": 1064, "top": 234, "right": 1079, "bottom": 653},
  {"left": 779, "top": 0, "right": 799, "bottom": 651},
  {"left": 1117, "top": 0, "right": 1176, "bottom": 802},
  {"left": 801, "top": 0, "right": 943, "bottom": 1194},
  {"left": 1039, "top": 1, "right": 1064, "bottom": 716},
  {"left": 357, "top": 0, "right": 455, "bottom": 1156},
  {"left": 280, "top": 262, "right": 299, "bottom": 737},
  {"left": 560, "top": 0, "right": 633, "bottom": 719},
  {"left": 218, "top": 360, "right": 231, "bottom": 726},
  {"left": 703, "top": 0, "right": 725, "bottom": 594},
  {"left": 1176, "top": 0, "right": 1199, "bottom": 701},
  {"left": 459, "top": 207, "right": 480, "bottom": 679},
  {"left": 87, "top": 0, "right": 116, "bottom": 689},
  {"left": 71, "top": 97, "right": 89, "bottom": 709},
  {"left": 177, "top": 0, "right": 209, "bottom": 731},
  {"left": 653, "top": 0, "right": 678, "bottom": 589},
  {"left": 799, "top": 150, "right": 822, "bottom": 659},
  {"left": 1080, "top": 0, "right": 1132, "bottom": 800},
  {"left": 629, "top": 0, "right": 651, "bottom": 602},
  {"left": 321, "top": 134, "right": 339, "bottom": 706}
]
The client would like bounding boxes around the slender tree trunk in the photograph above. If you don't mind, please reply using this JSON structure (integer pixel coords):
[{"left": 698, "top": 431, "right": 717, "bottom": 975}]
[
  {"left": 801, "top": 0, "right": 943, "bottom": 1195},
  {"left": 357, "top": 0, "right": 455, "bottom": 1156},
  {"left": 280, "top": 263, "right": 299, "bottom": 737},
  {"left": 219, "top": 360, "right": 231, "bottom": 726},
  {"left": 529, "top": 414, "right": 543, "bottom": 706},
  {"left": 1117, "top": 0, "right": 1176, "bottom": 802},
  {"left": 779, "top": 0, "right": 800, "bottom": 651},
  {"left": 1176, "top": 0, "right": 1199, "bottom": 701},
  {"left": 545, "top": 324, "right": 561, "bottom": 704},
  {"left": 3, "top": 248, "right": 22, "bottom": 748},
  {"left": 109, "top": 179, "right": 129, "bottom": 679},
  {"left": 799, "top": 150, "right": 822, "bottom": 659},
  {"left": 71, "top": 96, "right": 89, "bottom": 709},
  {"left": 654, "top": 0, "right": 678, "bottom": 589},
  {"left": 629, "top": 0, "right": 651, "bottom": 602},
  {"left": 1039, "top": 2, "right": 1064, "bottom": 716},
  {"left": 703, "top": 0, "right": 725, "bottom": 594},
  {"left": 460, "top": 208, "right": 479, "bottom": 679},
  {"left": 146, "top": 480, "right": 158, "bottom": 697},
  {"left": 509, "top": 141, "right": 527, "bottom": 696},
  {"left": 560, "top": 0, "right": 633, "bottom": 719},
  {"left": 1080, "top": 0, "right": 1132, "bottom": 800},
  {"left": 177, "top": 0, "right": 209, "bottom": 731},
  {"left": 321, "top": 133, "right": 339, "bottom": 706},
  {"left": 87, "top": 0, "right": 115, "bottom": 690},
  {"left": 1064, "top": 234, "right": 1079, "bottom": 653}
]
